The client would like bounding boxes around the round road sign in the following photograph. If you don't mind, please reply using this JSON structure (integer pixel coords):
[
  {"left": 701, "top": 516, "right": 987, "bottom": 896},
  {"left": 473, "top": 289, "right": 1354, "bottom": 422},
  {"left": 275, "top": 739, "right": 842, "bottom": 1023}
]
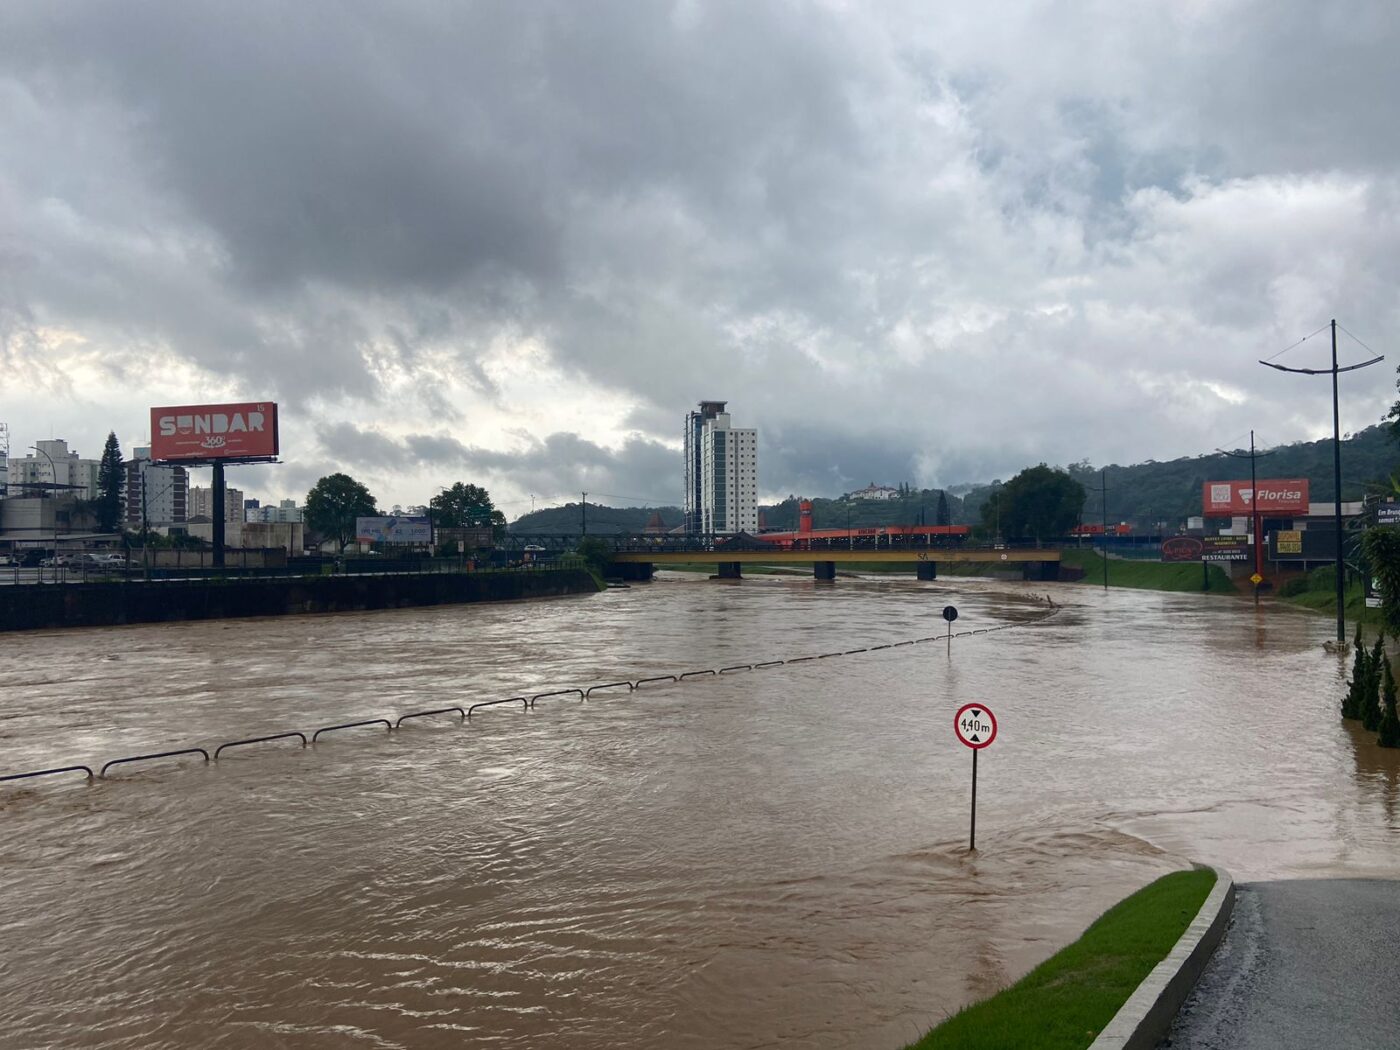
[
  {"left": 954, "top": 703, "right": 997, "bottom": 749},
  {"left": 942, "top": 605, "right": 959, "bottom": 622}
]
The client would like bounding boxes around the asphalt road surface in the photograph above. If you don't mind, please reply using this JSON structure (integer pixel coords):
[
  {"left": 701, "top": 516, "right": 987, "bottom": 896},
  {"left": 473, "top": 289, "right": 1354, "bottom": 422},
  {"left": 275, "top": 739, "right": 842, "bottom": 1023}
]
[{"left": 1161, "top": 879, "right": 1400, "bottom": 1050}]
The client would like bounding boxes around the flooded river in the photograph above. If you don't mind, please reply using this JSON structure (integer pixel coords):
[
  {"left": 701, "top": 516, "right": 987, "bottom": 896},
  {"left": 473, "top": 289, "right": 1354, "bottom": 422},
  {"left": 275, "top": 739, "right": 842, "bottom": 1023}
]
[{"left": 1, "top": 574, "right": 1396, "bottom": 1049}]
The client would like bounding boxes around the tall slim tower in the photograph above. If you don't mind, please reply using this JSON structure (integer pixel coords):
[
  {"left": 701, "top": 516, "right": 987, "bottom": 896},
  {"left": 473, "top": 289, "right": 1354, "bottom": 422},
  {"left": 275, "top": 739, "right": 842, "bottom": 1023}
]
[
  {"left": 0, "top": 422, "right": 8, "bottom": 498},
  {"left": 684, "top": 401, "right": 758, "bottom": 535},
  {"left": 684, "top": 400, "right": 726, "bottom": 533}
]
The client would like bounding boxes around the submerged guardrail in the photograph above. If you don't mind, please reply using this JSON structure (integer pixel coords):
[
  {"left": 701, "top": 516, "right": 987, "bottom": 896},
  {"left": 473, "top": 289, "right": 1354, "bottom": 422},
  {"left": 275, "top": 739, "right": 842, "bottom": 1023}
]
[{"left": 1, "top": 605, "right": 1060, "bottom": 794}]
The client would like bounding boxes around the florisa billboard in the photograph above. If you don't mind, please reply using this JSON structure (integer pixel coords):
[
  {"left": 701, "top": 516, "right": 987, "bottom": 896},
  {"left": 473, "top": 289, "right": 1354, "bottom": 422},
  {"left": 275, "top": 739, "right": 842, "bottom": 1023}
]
[
  {"left": 150, "top": 402, "right": 279, "bottom": 461},
  {"left": 1202, "top": 479, "right": 1309, "bottom": 516}
]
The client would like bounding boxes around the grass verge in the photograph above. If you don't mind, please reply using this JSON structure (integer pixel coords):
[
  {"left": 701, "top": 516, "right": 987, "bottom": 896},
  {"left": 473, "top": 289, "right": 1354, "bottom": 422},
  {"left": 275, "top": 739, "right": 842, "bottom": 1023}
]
[
  {"left": 904, "top": 868, "right": 1216, "bottom": 1050},
  {"left": 1059, "top": 549, "right": 1235, "bottom": 593}
]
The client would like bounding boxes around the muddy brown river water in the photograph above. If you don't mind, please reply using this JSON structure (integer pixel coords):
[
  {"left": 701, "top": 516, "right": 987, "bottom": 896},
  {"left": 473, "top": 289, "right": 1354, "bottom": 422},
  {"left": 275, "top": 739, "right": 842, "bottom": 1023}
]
[{"left": 1, "top": 574, "right": 1396, "bottom": 1049}]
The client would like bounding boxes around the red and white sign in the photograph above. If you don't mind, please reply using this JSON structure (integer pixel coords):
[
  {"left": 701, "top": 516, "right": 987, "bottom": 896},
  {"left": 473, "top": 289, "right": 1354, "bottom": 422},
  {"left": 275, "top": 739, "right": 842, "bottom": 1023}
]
[
  {"left": 954, "top": 703, "right": 997, "bottom": 749},
  {"left": 150, "top": 402, "right": 279, "bottom": 462},
  {"left": 1202, "top": 479, "right": 1309, "bottom": 516}
]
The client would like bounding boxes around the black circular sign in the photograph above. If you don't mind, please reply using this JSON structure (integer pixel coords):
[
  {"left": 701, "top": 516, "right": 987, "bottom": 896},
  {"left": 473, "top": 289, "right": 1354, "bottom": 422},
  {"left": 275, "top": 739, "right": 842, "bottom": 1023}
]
[{"left": 942, "top": 605, "right": 959, "bottom": 622}]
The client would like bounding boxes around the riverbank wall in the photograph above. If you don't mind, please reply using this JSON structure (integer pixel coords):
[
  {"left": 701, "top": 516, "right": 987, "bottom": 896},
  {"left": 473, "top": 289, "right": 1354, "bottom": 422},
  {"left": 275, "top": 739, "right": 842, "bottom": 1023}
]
[{"left": 0, "top": 569, "right": 602, "bottom": 632}]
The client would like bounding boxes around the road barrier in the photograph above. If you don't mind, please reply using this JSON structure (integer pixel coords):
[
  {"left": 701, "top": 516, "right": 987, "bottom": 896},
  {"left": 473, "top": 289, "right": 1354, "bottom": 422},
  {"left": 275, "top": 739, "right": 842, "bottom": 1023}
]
[
  {"left": 585, "top": 681, "right": 634, "bottom": 697},
  {"left": 395, "top": 708, "right": 466, "bottom": 728},
  {"left": 0, "top": 764, "right": 93, "bottom": 784},
  {"left": 3, "top": 605, "right": 1062, "bottom": 794},
  {"left": 468, "top": 697, "right": 528, "bottom": 716},
  {"left": 214, "top": 732, "right": 308, "bottom": 758},
  {"left": 101, "top": 748, "right": 210, "bottom": 778},
  {"left": 312, "top": 719, "right": 392, "bottom": 744},
  {"left": 530, "top": 689, "right": 585, "bottom": 708}
]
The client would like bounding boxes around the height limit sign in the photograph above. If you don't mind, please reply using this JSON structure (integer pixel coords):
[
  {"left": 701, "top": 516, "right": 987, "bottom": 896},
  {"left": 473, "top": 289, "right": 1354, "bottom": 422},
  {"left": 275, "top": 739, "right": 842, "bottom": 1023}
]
[{"left": 954, "top": 703, "right": 998, "bottom": 851}]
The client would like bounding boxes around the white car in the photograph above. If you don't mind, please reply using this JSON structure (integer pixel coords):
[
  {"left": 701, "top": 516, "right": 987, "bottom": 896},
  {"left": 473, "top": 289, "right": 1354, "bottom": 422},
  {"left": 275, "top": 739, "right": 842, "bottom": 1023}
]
[{"left": 0, "top": 555, "right": 12, "bottom": 567}]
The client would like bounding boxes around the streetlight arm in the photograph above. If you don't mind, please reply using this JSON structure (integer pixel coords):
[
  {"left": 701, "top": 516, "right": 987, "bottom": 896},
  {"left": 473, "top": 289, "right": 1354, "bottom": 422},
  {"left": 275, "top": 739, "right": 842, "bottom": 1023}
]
[{"left": 1259, "top": 356, "right": 1383, "bottom": 375}]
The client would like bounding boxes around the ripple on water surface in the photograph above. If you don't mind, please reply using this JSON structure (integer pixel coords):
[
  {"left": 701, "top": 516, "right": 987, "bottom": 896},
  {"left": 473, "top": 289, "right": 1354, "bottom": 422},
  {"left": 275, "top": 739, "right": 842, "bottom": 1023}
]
[{"left": 0, "top": 575, "right": 1394, "bottom": 1049}]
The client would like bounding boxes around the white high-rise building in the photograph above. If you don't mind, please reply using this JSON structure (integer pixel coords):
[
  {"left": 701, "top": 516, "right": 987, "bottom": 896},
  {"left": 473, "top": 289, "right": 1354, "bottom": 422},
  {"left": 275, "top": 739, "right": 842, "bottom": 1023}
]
[
  {"left": 6, "top": 439, "right": 100, "bottom": 500},
  {"left": 686, "top": 403, "right": 758, "bottom": 535}
]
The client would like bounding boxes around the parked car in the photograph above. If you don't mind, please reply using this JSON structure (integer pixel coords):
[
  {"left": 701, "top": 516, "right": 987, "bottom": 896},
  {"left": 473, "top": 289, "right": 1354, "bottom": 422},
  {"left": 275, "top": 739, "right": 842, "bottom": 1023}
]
[
  {"left": 40, "top": 554, "right": 70, "bottom": 568},
  {"left": 0, "top": 555, "right": 12, "bottom": 567},
  {"left": 16, "top": 550, "right": 44, "bottom": 568}
]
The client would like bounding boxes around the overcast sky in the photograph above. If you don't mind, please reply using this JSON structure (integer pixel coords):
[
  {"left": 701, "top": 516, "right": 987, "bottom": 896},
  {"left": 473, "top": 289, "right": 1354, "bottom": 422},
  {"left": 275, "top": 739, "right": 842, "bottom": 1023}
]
[{"left": 4, "top": 1, "right": 1399, "bottom": 515}]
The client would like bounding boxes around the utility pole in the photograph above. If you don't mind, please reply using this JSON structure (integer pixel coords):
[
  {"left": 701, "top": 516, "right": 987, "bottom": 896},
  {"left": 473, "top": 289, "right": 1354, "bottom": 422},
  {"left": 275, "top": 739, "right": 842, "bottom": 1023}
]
[{"left": 1260, "top": 319, "right": 1383, "bottom": 642}]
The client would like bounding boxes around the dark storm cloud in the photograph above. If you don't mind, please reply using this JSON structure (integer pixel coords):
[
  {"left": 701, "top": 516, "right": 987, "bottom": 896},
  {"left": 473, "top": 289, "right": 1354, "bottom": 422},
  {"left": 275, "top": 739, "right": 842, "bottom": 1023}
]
[{"left": 4, "top": 1, "right": 1400, "bottom": 507}]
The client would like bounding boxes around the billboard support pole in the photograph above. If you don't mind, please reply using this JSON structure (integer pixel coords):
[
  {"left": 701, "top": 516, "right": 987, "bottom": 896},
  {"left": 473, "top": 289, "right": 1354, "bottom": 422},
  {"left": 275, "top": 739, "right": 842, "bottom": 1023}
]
[{"left": 212, "top": 461, "right": 226, "bottom": 569}]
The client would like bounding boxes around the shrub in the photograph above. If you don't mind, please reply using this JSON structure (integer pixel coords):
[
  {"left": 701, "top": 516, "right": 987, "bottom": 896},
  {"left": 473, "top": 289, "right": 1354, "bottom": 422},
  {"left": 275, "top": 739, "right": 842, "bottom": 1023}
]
[{"left": 1379, "top": 658, "right": 1400, "bottom": 748}]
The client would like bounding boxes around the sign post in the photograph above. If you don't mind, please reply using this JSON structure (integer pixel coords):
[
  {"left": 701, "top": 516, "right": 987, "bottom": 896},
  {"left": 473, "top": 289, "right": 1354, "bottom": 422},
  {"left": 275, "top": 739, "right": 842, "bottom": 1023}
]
[
  {"left": 942, "top": 605, "right": 958, "bottom": 656},
  {"left": 954, "top": 702, "right": 997, "bottom": 850}
]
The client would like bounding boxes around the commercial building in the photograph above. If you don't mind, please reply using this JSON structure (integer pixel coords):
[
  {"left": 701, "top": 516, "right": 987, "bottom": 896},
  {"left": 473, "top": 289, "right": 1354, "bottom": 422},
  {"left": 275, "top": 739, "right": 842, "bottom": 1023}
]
[
  {"left": 188, "top": 485, "right": 245, "bottom": 524},
  {"left": 683, "top": 401, "right": 758, "bottom": 535},
  {"left": 124, "top": 446, "right": 188, "bottom": 529},
  {"left": 6, "top": 439, "right": 100, "bottom": 500}
]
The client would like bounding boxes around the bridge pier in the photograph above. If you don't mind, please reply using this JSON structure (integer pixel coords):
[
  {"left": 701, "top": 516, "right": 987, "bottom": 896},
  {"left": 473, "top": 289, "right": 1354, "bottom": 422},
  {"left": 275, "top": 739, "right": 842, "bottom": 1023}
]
[
  {"left": 813, "top": 561, "right": 836, "bottom": 581},
  {"left": 611, "top": 561, "right": 654, "bottom": 581},
  {"left": 916, "top": 561, "right": 937, "bottom": 581},
  {"left": 715, "top": 562, "right": 743, "bottom": 580}
]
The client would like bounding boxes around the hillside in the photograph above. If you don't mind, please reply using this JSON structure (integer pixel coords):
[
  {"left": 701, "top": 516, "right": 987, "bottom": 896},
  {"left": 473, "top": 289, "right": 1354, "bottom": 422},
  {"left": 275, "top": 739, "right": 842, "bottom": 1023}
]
[
  {"left": 510, "top": 503, "right": 683, "bottom": 535},
  {"left": 508, "top": 426, "right": 1400, "bottom": 535}
]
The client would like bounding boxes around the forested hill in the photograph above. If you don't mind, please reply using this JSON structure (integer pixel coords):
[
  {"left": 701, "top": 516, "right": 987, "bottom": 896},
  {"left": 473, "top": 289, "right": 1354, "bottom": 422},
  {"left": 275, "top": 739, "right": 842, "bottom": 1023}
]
[
  {"left": 510, "top": 503, "right": 683, "bottom": 534},
  {"left": 1068, "top": 424, "right": 1398, "bottom": 526},
  {"left": 508, "top": 426, "right": 1400, "bottom": 534}
]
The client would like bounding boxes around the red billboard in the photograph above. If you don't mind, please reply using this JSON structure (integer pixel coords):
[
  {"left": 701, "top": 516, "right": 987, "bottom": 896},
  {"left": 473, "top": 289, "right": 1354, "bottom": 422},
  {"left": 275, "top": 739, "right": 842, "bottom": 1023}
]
[
  {"left": 1202, "top": 479, "right": 1308, "bottom": 516},
  {"left": 150, "top": 402, "right": 279, "bottom": 462}
]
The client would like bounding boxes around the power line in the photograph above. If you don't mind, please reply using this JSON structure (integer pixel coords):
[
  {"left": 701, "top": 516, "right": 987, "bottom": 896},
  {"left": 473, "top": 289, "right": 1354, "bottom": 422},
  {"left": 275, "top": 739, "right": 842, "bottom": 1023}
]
[{"left": 1261, "top": 323, "right": 1331, "bottom": 364}]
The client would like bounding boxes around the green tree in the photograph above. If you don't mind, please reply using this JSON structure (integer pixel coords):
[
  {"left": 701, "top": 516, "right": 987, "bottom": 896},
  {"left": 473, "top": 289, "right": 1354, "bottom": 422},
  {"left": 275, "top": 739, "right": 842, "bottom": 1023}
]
[
  {"left": 936, "top": 490, "right": 951, "bottom": 527},
  {"left": 96, "top": 432, "right": 124, "bottom": 533},
  {"left": 1362, "top": 526, "right": 1400, "bottom": 638},
  {"left": 430, "top": 482, "right": 507, "bottom": 539},
  {"left": 1379, "top": 657, "right": 1400, "bottom": 747},
  {"left": 1364, "top": 637, "right": 1386, "bottom": 731},
  {"left": 980, "top": 464, "right": 1086, "bottom": 542},
  {"left": 1344, "top": 624, "right": 1367, "bottom": 719},
  {"left": 304, "top": 473, "right": 378, "bottom": 551}
]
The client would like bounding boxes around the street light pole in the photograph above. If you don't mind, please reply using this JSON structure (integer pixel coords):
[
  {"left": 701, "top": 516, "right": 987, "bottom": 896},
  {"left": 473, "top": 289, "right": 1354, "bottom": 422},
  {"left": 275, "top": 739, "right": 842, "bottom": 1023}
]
[
  {"left": 1101, "top": 468, "right": 1108, "bottom": 592},
  {"left": 1261, "top": 319, "right": 1383, "bottom": 642},
  {"left": 30, "top": 445, "right": 59, "bottom": 581}
]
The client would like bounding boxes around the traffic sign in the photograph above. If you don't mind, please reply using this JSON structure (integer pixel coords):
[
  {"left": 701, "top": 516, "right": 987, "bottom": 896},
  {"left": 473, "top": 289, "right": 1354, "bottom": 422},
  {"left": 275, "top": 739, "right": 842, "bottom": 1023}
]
[
  {"left": 954, "top": 703, "right": 997, "bottom": 749},
  {"left": 942, "top": 605, "right": 958, "bottom": 622},
  {"left": 1250, "top": 572, "right": 1263, "bottom": 585}
]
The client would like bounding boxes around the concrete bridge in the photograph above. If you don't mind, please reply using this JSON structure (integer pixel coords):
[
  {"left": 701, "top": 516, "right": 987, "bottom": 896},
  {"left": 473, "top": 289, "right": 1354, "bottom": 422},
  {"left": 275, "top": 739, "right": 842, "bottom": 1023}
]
[{"left": 608, "top": 546, "right": 1063, "bottom": 581}]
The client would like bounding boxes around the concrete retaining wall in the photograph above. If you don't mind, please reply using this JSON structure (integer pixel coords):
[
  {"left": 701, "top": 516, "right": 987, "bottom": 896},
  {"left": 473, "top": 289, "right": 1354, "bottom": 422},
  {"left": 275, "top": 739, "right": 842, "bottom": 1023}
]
[{"left": 0, "top": 569, "right": 602, "bottom": 632}]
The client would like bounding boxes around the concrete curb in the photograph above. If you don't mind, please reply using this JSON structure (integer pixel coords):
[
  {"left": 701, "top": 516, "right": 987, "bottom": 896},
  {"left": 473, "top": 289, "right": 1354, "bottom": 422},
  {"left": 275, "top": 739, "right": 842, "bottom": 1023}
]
[{"left": 1088, "top": 864, "right": 1235, "bottom": 1050}]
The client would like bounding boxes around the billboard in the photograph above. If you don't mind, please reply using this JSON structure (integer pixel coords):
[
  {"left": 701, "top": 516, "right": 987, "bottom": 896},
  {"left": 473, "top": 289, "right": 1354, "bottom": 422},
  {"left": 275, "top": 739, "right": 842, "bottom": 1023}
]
[
  {"left": 1162, "top": 536, "right": 1249, "bottom": 562},
  {"left": 1201, "top": 536, "right": 1250, "bottom": 562},
  {"left": 356, "top": 516, "right": 432, "bottom": 545},
  {"left": 1202, "top": 479, "right": 1308, "bottom": 516},
  {"left": 1161, "top": 536, "right": 1204, "bottom": 562},
  {"left": 150, "top": 402, "right": 279, "bottom": 462}
]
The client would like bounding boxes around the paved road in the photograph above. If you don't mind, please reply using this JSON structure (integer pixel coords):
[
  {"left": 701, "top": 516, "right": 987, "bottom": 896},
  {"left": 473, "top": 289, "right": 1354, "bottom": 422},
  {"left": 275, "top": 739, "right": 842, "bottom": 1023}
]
[{"left": 1161, "top": 879, "right": 1400, "bottom": 1050}]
